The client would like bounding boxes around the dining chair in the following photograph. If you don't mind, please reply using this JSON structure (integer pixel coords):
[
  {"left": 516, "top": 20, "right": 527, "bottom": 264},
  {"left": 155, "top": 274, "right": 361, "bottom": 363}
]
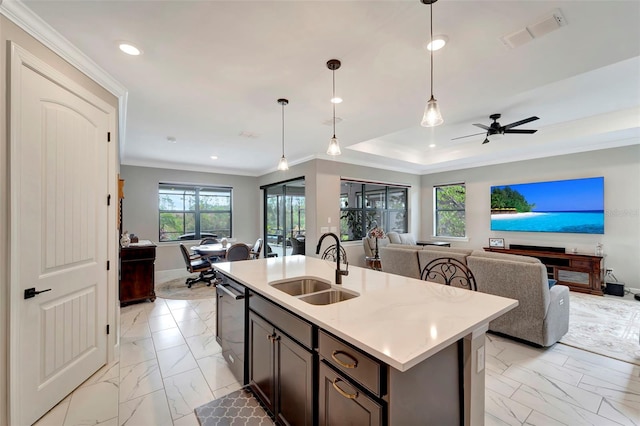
[
  {"left": 250, "top": 238, "right": 263, "bottom": 259},
  {"left": 226, "top": 243, "right": 251, "bottom": 262},
  {"left": 179, "top": 244, "right": 215, "bottom": 288},
  {"left": 199, "top": 237, "right": 221, "bottom": 262},
  {"left": 420, "top": 257, "right": 477, "bottom": 291},
  {"left": 320, "top": 244, "right": 347, "bottom": 264}
]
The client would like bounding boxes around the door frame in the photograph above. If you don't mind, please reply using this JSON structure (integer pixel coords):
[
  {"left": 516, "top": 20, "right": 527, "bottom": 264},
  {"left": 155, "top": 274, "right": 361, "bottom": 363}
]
[{"left": 7, "top": 41, "right": 119, "bottom": 424}]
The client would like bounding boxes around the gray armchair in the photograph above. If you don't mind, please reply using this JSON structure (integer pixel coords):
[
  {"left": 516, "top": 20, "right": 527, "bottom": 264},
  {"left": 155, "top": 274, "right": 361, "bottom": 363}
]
[{"left": 467, "top": 250, "right": 570, "bottom": 347}]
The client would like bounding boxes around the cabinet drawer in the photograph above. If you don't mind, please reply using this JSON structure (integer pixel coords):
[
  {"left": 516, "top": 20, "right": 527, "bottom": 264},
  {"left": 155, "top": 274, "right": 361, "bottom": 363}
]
[
  {"left": 570, "top": 259, "right": 592, "bottom": 270},
  {"left": 318, "top": 330, "right": 383, "bottom": 397},
  {"left": 249, "top": 292, "right": 313, "bottom": 349},
  {"left": 120, "top": 246, "right": 156, "bottom": 261},
  {"left": 318, "top": 361, "right": 383, "bottom": 426}
]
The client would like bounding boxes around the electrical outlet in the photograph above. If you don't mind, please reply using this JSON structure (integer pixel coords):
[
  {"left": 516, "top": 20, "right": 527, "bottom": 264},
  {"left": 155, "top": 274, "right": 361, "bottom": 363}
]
[{"left": 321, "top": 227, "right": 329, "bottom": 233}]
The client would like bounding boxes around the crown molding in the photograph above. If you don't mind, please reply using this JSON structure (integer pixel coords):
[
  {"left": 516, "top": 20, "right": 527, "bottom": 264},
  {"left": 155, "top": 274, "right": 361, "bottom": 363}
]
[{"left": 0, "top": 0, "right": 128, "bottom": 159}]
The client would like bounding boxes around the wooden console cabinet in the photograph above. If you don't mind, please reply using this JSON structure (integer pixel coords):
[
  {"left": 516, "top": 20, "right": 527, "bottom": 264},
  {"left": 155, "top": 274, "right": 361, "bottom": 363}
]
[
  {"left": 119, "top": 243, "right": 157, "bottom": 305},
  {"left": 484, "top": 247, "right": 604, "bottom": 295}
]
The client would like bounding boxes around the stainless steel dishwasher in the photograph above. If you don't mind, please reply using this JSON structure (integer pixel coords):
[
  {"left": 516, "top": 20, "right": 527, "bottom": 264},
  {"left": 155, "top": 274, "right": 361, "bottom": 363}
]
[{"left": 215, "top": 272, "right": 248, "bottom": 384}]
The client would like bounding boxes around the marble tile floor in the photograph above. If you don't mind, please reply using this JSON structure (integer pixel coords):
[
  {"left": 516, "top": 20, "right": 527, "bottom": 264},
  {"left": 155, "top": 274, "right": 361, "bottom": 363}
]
[
  {"left": 34, "top": 296, "right": 242, "bottom": 426},
  {"left": 34, "top": 296, "right": 640, "bottom": 426}
]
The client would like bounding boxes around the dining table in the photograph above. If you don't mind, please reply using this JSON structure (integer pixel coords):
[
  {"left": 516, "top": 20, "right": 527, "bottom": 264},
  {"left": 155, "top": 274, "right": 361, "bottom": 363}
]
[
  {"left": 190, "top": 242, "right": 252, "bottom": 261},
  {"left": 190, "top": 243, "right": 229, "bottom": 258}
]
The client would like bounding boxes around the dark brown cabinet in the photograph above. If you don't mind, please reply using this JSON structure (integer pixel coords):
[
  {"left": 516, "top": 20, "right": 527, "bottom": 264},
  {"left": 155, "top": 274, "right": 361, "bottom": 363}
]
[
  {"left": 119, "top": 244, "right": 156, "bottom": 305},
  {"left": 248, "top": 294, "right": 314, "bottom": 426}
]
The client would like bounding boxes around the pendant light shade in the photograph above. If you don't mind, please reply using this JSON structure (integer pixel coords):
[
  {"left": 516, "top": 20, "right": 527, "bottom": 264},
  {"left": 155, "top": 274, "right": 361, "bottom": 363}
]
[
  {"left": 327, "top": 59, "right": 342, "bottom": 156},
  {"left": 420, "top": 0, "right": 443, "bottom": 127},
  {"left": 277, "top": 98, "right": 289, "bottom": 171}
]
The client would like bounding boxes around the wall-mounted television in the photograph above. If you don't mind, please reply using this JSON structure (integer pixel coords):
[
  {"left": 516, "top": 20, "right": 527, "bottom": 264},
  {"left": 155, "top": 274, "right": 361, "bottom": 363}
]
[{"left": 490, "top": 177, "right": 604, "bottom": 234}]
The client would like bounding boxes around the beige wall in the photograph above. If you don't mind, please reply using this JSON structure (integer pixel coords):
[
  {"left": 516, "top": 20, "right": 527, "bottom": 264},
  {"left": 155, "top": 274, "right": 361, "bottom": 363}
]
[
  {"left": 420, "top": 145, "right": 640, "bottom": 289},
  {"left": 119, "top": 165, "right": 261, "bottom": 271},
  {"left": 0, "top": 16, "right": 119, "bottom": 425}
]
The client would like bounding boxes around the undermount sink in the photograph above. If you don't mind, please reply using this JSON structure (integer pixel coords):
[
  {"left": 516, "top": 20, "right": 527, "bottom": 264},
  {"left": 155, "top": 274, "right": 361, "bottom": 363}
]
[
  {"left": 299, "top": 289, "right": 358, "bottom": 305},
  {"left": 269, "top": 278, "right": 359, "bottom": 305},
  {"left": 270, "top": 278, "right": 332, "bottom": 296}
]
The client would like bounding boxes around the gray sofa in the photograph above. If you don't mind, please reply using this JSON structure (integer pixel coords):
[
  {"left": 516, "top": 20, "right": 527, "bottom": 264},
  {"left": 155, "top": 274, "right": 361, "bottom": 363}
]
[
  {"left": 378, "top": 245, "right": 570, "bottom": 347},
  {"left": 378, "top": 244, "right": 473, "bottom": 280}
]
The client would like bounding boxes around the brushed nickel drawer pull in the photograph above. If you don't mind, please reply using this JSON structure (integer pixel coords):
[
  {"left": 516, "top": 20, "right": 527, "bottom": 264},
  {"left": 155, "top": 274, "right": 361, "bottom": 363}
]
[
  {"left": 331, "top": 350, "right": 358, "bottom": 369},
  {"left": 332, "top": 378, "right": 358, "bottom": 400}
]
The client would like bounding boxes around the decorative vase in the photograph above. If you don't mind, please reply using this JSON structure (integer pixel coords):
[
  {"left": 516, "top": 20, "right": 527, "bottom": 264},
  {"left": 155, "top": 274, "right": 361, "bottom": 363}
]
[
  {"left": 221, "top": 238, "right": 228, "bottom": 248},
  {"left": 120, "top": 231, "right": 131, "bottom": 248}
]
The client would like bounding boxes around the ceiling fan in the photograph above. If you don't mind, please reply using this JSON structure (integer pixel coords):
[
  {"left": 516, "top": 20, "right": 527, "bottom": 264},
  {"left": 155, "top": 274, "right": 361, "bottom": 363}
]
[{"left": 452, "top": 113, "right": 539, "bottom": 144}]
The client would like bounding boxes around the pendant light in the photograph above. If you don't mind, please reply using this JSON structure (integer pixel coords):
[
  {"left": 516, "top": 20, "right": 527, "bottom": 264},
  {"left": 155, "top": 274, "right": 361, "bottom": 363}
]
[
  {"left": 326, "top": 59, "right": 342, "bottom": 156},
  {"left": 420, "top": 0, "right": 444, "bottom": 127},
  {"left": 277, "top": 98, "right": 289, "bottom": 171}
]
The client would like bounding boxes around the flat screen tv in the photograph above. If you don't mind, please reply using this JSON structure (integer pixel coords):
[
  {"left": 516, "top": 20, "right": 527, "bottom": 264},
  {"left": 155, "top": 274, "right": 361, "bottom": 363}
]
[{"left": 490, "top": 177, "right": 604, "bottom": 234}]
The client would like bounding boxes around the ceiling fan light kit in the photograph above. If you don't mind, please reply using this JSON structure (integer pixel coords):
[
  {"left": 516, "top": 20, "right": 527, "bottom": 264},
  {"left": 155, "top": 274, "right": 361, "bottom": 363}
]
[
  {"left": 326, "top": 59, "right": 342, "bottom": 156},
  {"left": 420, "top": 0, "right": 443, "bottom": 128},
  {"left": 277, "top": 98, "right": 289, "bottom": 171}
]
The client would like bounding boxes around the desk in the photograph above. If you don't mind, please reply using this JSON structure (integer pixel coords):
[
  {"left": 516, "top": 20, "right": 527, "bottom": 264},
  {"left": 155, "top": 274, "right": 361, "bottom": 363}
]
[{"left": 416, "top": 241, "right": 451, "bottom": 247}]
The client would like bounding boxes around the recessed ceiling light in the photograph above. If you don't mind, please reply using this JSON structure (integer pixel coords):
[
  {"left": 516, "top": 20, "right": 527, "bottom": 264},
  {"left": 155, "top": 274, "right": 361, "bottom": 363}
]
[
  {"left": 118, "top": 42, "right": 142, "bottom": 56},
  {"left": 331, "top": 97, "right": 343, "bottom": 104},
  {"left": 210, "top": 155, "right": 218, "bottom": 160},
  {"left": 425, "top": 35, "right": 448, "bottom": 51},
  {"left": 429, "top": 143, "right": 436, "bottom": 148},
  {"left": 167, "top": 137, "right": 176, "bottom": 143}
]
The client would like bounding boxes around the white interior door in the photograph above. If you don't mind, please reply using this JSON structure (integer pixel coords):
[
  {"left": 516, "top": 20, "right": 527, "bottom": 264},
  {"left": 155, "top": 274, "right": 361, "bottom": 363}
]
[{"left": 9, "top": 43, "right": 110, "bottom": 426}]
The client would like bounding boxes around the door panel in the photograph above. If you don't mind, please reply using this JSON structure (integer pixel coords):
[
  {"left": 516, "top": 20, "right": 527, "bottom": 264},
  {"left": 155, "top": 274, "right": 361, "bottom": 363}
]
[
  {"left": 276, "top": 333, "right": 314, "bottom": 426},
  {"left": 248, "top": 312, "right": 275, "bottom": 413},
  {"left": 10, "top": 45, "right": 109, "bottom": 425}
]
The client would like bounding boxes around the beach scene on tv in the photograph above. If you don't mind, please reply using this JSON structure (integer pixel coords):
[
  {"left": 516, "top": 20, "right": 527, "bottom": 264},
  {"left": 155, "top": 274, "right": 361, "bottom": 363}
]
[{"left": 490, "top": 177, "right": 604, "bottom": 234}]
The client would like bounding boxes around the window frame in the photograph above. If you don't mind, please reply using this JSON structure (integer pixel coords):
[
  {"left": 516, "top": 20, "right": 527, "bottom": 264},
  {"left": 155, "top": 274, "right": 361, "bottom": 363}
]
[
  {"left": 158, "top": 183, "right": 232, "bottom": 242},
  {"left": 433, "top": 183, "right": 466, "bottom": 238},
  {"left": 339, "top": 180, "right": 408, "bottom": 242}
]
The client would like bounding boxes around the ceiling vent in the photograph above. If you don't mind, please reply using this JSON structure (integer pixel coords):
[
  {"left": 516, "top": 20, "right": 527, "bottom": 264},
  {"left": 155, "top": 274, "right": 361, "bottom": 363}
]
[{"left": 501, "top": 9, "right": 567, "bottom": 49}]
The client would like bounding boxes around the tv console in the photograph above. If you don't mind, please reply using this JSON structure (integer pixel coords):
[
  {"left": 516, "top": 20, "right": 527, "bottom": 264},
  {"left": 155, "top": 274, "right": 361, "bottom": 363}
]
[{"left": 484, "top": 246, "right": 604, "bottom": 296}]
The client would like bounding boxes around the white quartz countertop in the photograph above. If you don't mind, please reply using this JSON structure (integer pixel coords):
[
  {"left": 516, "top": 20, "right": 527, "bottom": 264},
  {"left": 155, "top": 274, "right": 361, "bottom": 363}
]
[{"left": 214, "top": 255, "right": 518, "bottom": 372}]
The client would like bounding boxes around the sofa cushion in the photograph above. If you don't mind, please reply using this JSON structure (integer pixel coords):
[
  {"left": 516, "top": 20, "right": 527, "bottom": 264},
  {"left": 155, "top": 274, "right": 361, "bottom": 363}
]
[
  {"left": 379, "top": 246, "right": 421, "bottom": 279},
  {"left": 470, "top": 249, "right": 541, "bottom": 264},
  {"left": 386, "top": 232, "right": 401, "bottom": 244},
  {"left": 399, "top": 233, "right": 417, "bottom": 245}
]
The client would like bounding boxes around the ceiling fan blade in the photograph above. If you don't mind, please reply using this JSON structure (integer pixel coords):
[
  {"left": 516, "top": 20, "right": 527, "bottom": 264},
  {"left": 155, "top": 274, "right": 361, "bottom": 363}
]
[
  {"left": 473, "top": 123, "right": 490, "bottom": 130},
  {"left": 482, "top": 137, "right": 490, "bottom": 144},
  {"left": 451, "top": 132, "right": 486, "bottom": 141},
  {"left": 502, "top": 116, "right": 539, "bottom": 130},
  {"left": 503, "top": 129, "right": 537, "bottom": 134}
]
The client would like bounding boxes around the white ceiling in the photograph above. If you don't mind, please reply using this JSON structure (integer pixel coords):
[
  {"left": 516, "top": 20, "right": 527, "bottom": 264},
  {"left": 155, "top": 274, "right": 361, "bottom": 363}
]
[{"left": 19, "top": 0, "right": 640, "bottom": 176}]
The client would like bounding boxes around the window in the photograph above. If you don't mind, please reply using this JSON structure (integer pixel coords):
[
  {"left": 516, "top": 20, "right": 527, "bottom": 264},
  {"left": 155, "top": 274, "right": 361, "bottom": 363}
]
[
  {"left": 158, "top": 184, "right": 232, "bottom": 241},
  {"left": 340, "top": 180, "right": 408, "bottom": 241},
  {"left": 434, "top": 184, "right": 466, "bottom": 237}
]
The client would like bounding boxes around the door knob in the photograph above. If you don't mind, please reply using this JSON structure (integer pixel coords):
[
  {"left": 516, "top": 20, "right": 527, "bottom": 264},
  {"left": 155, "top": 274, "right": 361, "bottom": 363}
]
[{"left": 24, "top": 287, "right": 51, "bottom": 299}]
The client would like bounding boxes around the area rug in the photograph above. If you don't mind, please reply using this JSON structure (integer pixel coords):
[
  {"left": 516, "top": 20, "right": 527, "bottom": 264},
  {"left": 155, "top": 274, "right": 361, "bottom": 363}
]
[
  {"left": 155, "top": 276, "right": 218, "bottom": 300},
  {"left": 194, "top": 386, "right": 274, "bottom": 426},
  {"left": 559, "top": 292, "right": 640, "bottom": 365}
]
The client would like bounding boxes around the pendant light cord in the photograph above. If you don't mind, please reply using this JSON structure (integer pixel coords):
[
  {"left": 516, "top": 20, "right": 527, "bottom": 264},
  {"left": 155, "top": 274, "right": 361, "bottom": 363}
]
[
  {"left": 430, "top": 2, "right": 434, "bottom": 98},
  {"left": 332, "top": 69, "right": 336, "bottom": 137},
  {"left": 281, "top": 102, "right": 286, "bottom": 157}
]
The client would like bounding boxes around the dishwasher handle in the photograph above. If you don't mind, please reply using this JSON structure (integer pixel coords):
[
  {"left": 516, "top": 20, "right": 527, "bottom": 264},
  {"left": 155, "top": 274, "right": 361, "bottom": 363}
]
[{"left": 218, "top": 283, "right": 245, "bottom": 300}]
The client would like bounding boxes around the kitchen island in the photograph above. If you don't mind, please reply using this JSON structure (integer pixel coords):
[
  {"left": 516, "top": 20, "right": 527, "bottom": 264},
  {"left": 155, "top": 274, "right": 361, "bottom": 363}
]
[{"left": 214, "top": 255, "right": 517, "bottom": 425}]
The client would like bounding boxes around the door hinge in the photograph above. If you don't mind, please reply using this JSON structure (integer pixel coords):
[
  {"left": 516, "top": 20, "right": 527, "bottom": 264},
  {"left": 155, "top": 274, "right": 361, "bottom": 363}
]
[
  {"left": 107, "top": 132, "right": 111, "bottom": 142},
  {"left": 106, "top": 324, "right": 110, "bottom": 335},
  {"left": 107, "top": 260, "right": 110, "bottom": 270},
  {"left": 107, "top": 194, "right": 111, "bottom": 206}
]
